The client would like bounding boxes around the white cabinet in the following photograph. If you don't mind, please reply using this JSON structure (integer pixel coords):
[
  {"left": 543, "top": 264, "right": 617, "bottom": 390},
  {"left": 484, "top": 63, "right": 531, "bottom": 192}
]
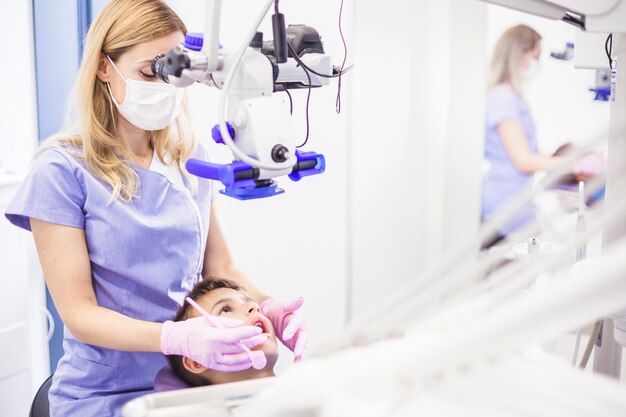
[{"left": 0, "top": 178, "right": 50, "bottom": 416}]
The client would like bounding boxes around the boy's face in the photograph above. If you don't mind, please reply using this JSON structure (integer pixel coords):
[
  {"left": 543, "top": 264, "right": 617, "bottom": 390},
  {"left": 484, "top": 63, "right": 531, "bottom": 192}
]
[{"left": 182, "top": 288, "right": 279, "bottom": 384}]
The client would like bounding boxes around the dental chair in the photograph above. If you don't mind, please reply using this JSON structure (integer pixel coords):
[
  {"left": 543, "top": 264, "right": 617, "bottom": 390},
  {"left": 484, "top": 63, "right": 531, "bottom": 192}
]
[
  {"left": 153, "top": 365, "right": 190, "bottom": 392},
  {"left": 30, "top": 374, "right": 53, "bottom": 417},
  {"left": 27, "top": 368, "right": 183, "bottom": 417}
]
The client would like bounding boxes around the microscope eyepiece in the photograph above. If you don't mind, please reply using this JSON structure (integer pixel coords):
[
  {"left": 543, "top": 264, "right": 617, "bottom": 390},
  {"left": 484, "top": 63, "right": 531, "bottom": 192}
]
[
  {"left": 151, "top": 54, "right": 168, "bottom": 83},
  {"left": 152, "top": 47, "right": 192, "bottom": 84}
]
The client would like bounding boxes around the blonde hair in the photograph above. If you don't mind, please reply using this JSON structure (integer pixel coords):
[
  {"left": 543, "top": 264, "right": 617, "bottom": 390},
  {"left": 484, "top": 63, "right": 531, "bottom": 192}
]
[
  {"left": 488, "top": 24, "right": 542, "bottom": 97},
  {"left": 40, "top": 0, "right": 197, "bottom": 202}
]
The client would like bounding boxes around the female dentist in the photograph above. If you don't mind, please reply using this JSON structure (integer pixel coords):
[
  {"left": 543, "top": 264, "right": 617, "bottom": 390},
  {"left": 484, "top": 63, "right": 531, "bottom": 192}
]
[
  {"left": 4, "top": 1, "right": 306, "bottom": 415},
  {"left": 482, "top": 24, "right": 605, "bottom": 248}
]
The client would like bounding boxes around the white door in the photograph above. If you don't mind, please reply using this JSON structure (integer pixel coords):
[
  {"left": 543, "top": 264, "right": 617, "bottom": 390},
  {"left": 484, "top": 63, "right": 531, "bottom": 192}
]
[{"left": 0, "top": 180, "right": 49, "bottom": 415}]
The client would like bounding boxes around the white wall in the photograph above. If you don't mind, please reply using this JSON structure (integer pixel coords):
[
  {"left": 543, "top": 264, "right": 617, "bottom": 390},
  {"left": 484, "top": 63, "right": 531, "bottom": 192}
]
[
  {"left": 348, "top": 0, "right": 487, "bottom": 326},
  {"left": 443, "top": 2, "right": 487, "bottom": 250}
]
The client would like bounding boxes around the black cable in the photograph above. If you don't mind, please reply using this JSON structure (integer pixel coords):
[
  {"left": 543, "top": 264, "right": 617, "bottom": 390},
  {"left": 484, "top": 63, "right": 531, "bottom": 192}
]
[
  {"left": 298, "top": 69, "right": 312, "bottom": 148},
  {"left": 290, "top": 47, "right": 352, "bottom": 79},
  {"left": 291, "top": 44, "right": 353, "bottom": 78},
  {"left": 605, "top": 33, "right": 613, "bottom": 69},
  {"left": 336, "top": 0, "right": 348, "bottom": 113},
  {"left": 273, "top": 0, "right": 351, "bottom": 80},
  {"left": 295, "top": 59, "right": 352, "bottom": 78},
  {"left": 284, "top": 89, "right": 293, "bottom": 115},
  {"left": 210, "top": 74, "right": 222, "bottom": 90},
  {"left": 298, "top": 47, "right": 325, "bottom": 56},
  {"left": 288, "top": 43, "right": 312, "bottom": 148},
  {"left": 279, "top": 1, "right": 351, "bottom": 145}
]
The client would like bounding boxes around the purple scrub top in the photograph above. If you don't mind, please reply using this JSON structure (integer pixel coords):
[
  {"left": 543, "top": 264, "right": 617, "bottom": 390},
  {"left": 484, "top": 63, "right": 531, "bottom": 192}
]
[
  {"left": 5, "top": 143, "right": 216, "bottom": 416},
  {"left": 482, "top": 84, "right": 538, "bottom": 236}
]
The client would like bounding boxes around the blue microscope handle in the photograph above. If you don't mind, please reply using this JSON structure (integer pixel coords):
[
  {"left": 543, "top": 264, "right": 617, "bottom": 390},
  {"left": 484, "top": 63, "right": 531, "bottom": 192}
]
[
  {"left": 186, "top": 159, "right": 258, "bottom": 187},
  {"left": 186, "top": 150, "right": 325, "bottom": 187}
]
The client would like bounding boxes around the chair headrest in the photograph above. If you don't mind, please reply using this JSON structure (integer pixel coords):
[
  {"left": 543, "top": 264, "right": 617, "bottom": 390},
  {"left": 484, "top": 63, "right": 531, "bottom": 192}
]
[{"left": 154, "top": 365, "right": 191, "bottom": 392}]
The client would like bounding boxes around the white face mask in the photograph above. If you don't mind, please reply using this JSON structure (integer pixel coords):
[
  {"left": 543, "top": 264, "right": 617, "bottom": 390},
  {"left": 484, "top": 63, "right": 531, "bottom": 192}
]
[
  {"left": 520, "top": 58, "right": 541, "bottom": 81},
  {"left": 106, "top": 55, "right": 183, "bottom": 131}
]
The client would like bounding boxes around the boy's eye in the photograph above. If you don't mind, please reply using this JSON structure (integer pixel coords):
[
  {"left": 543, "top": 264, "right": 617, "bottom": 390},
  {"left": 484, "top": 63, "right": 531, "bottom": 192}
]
[
  {"left": 139, "top": 70, "right": 157, "bottom": 80},
  {"left": 220, "top": 306, "right": 232, "bottom": 314}
]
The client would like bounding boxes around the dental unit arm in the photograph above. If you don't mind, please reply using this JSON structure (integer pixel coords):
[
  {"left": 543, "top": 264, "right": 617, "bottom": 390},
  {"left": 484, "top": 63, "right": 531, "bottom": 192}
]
[
  {"left": 481, "top": 0, "right": 626, "bottom": 30},
  {"left": 152, "top": 0, "right": 337, "bottom": 200}
]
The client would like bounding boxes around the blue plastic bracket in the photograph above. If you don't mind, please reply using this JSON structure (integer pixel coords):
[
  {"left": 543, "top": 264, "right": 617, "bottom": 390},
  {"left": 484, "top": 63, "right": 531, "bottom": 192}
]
[
  {"left": 186, "top": 149, "right": 325, "bottom": 200},
  {"left": 589, "top": 87, "right": 610, "bottom": 102},
  {"left": 222, "top": 182, "right": 285, "bottom": 200},
  {"left": 288, "top": 150, "right": 326, "bottom": 181},
  {"left": 211, "top": 122, "right": 235, "bottom": 144}
]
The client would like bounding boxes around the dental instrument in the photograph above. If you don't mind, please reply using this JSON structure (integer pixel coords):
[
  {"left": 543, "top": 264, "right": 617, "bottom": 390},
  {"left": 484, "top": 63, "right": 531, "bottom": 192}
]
[
  {"left": 572, "top": 181, "right": 586, "bottom": 365},
  {"left": 186, "top": 297, "right": 267, "bottom": 370}
]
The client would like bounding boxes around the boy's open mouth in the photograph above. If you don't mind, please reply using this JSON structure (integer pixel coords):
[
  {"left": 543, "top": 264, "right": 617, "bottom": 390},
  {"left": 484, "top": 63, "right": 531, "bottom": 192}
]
[{"left": 250, "top": 317, "right": 269, "bottom": 334}]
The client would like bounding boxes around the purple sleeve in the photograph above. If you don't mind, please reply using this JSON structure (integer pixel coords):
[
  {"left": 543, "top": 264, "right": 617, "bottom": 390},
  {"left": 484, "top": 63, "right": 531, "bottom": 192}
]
[
  {"left": 486, "top": 87, "right": 521, "bottom": 129},
  {"left": 4, "top": 149, "right": 85, "bottom": 232}
]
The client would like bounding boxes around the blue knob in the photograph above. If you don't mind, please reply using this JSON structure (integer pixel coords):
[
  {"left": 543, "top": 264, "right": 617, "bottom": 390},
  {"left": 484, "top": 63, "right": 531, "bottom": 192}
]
[
  {"left": 211, "top": 122, "right": 235, "bottom": 144},
  {"left": 184, "top": 33, "right": 204, "bottom": 51}
]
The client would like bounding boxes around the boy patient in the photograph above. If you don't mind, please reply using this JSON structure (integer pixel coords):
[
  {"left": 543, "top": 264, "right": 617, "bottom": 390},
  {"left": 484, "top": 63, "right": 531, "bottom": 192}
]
[{"left": 166, "top": 278, "right": 279, "bottom": 387}]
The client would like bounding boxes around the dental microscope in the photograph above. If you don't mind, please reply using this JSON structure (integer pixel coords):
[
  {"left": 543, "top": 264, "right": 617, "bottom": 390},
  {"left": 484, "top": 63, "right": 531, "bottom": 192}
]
[{"left": 151, "top": 0, "right": 346, "bottom": 200}]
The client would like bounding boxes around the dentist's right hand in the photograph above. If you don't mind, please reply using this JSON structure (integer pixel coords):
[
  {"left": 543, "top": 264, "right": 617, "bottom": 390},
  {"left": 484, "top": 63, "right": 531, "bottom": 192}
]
[{"left": 161, "top": 316, "right": 268, "bottom": 372}]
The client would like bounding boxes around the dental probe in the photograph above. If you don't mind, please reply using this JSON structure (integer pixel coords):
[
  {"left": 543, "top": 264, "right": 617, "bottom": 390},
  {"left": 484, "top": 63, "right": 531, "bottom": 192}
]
[{"left": 185, "top": 297, "right": 267, "bottom": 370}]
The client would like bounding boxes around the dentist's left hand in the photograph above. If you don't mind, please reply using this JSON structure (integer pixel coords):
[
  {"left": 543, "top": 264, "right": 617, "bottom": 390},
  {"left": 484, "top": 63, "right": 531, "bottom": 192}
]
[
  {"left": 261, "top": 297, "right": 308, "bottom": 361},
  {"left": 573, "top": 151, "right": 605, "bottom": 176},
  {"left": 161, "top": 316, "right": 268, "bottom": 372}
]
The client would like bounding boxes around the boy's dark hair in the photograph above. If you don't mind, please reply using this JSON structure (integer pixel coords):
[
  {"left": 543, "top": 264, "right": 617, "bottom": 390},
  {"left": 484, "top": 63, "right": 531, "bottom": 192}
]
[{"left": 166, "top": 277, "right": 243, "bottom": 387}]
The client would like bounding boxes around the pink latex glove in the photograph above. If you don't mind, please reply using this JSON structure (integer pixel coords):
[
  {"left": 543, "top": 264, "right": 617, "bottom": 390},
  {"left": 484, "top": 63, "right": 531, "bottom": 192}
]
[
  {"left": 573, "top": 151, "right": 606, "bottom": 176},
  {"left": 161, "top": 315, "right": 268, "bottom": 372},
  {"left": 260, "top": 297, "right": 308, "bottom": 361}
]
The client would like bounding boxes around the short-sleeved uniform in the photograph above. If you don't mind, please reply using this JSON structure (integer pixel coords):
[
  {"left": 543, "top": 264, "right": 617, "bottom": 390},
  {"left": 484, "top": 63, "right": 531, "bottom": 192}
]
[
  {"left": 5, "top": 143, "right": 216, "bottom": 416},
  {"left": 482, "top": 84, "right": 537, "bottom": 236}
]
